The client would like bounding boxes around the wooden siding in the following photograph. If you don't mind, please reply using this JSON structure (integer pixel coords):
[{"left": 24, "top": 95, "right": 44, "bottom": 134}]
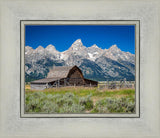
[
  {"left": 68, "top": 67, "right": 85, "bottom": 85},
  {"left": 84, "top": 78, "right": 98, "bottom": 87}
]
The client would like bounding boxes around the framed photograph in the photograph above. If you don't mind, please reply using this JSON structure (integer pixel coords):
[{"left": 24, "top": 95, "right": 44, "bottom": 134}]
[
  {"left": 21, "top": 20, "right": 140, "bottom": 118},
  {"left": 0, "top": 0, "right": 160, "bottom": 138}
]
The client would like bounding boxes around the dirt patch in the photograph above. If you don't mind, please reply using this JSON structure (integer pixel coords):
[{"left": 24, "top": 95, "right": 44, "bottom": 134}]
[
  {"left": 91, "top": 97, "right": 105, "bottom": 105},
  {"left": 25, "top": 85, "right": 31, "bottom": 90},
  {"left": 85, "top": 110, "right": 93, "bottom": 113}
]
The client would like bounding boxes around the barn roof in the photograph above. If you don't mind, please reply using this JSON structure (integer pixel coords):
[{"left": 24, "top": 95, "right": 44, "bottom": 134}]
[
  {"left": 30, "top": 65, "right": 85, "bottom": 84},
  {"left": 30, "top": 77, "right": 62, "bottom": 84},
  {"left": 47, "top": 65, "right": 77, "bottom": 78},
  {"left": 84, "top": 78, "right": 98, "bottom": 83}
]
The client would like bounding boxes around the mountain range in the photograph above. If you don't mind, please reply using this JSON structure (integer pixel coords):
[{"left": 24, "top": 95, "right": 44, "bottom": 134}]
[{"left": 25, "top": 39, "right": 135, "bottom": 82}]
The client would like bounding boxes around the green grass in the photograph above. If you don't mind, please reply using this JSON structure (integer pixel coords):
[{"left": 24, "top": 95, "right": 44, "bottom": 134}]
[{"left": 25, "top": 87, "right": 135, "bottom": 113}]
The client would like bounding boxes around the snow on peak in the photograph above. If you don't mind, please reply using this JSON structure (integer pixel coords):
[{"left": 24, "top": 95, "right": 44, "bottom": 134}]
[
  {"left": 35, "top": 46, "right": 45, "bottom": 53},
  {"left": 109, "top": 44, "right": 119, "bottom": 49},
  {"left": 46, "top": 44, "right": 57, "bottom": 51},
  {"left": 25, "top": 46, "right": 32, "bottom": 49},
  {"left": 46, "top": 44, "right": 55, "bottom": 48},
  {"left": 36, "top": 45, "right": 44, "bottom": 50},
  {"left": 88, "top": 53, "right": 96, "bottom": 61},
  {"left": 108, "top": 44, "right": 121, "bottom": 52},
  {"left": 60, "top": 52, "right": 68, "bottom": 60},
  {"left": 73, "top": 39, "right": 82, "bottom": 44},
  {"left": 91, "top": 44, "right": 98, "bottom": 48},
  {"left": 69, "top": 39, "right": 85, "bottom": 51},
  {"left": 25, "top": 46, "right": 33, "bottom": 54}
]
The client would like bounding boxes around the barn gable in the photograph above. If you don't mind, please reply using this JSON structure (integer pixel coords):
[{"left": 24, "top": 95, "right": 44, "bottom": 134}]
[{"left": 67, "top": 66, "right": 84, "bottom": 79}]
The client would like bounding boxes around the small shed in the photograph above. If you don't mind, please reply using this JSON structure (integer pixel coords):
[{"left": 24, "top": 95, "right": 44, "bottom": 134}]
[{"left": 30, "top": 65, "right": 98, "bottom": 90}]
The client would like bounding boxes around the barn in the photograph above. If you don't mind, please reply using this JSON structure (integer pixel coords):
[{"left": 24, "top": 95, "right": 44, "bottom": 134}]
[{"left": 30, "top": 65, "right": 98, "bottom": 90}]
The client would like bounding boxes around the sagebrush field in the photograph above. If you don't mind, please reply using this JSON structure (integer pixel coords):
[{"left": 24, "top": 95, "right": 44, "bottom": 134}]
[{"left": 25, "top": 85, "right": 135, "bottom": 114}]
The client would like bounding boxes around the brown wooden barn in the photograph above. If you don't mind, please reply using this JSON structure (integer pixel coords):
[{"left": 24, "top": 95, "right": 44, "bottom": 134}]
[{"left": 30, "top": 65, "right": 98, "bottom": 90}]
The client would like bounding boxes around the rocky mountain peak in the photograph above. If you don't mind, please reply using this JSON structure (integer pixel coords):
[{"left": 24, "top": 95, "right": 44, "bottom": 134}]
[
  {"left": 45, "top": 44, "right": 58, "bottom": 53},
  {"left": 35, "top": 45, "right": 45, "bottom": 53},
  {"left": 73, "top": 39, "right": 82, "bottom": 44},
  {"left": 25, "top": 46, "right": 34, "bottom": 54},
  {"left": 25, "top": 46, "right": 33, "bottom": 50},
  {"left": 69, "top": 39, "right": 85, "bottom": 51},
  {"left": 36, "top": 45, "right": 44, "bottom": 50},
  {"left": 91, "top": 44, "right": 99, "bottom": 48},
  {"left": 108, "top": 44, "right": 120, "bottom": 52},
  {"left": 46, "top": 44, "right": 55, "bottom": 49}
]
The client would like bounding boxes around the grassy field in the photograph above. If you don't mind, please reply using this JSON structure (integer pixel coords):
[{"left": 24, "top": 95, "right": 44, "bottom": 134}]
[{"left": 25, "top": 85, "right": 135, "bottom": 114}]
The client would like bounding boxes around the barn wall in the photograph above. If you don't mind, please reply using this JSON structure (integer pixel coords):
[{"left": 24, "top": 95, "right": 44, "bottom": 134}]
[
  {"left": 68, "top": 69, "right": 85, "bottom": 85},
  {"left": 31, "top": 83, "right": 47, "bottom": 90},
  {"left": 84, "top": 79, "right": 98, "bottom": 87}
]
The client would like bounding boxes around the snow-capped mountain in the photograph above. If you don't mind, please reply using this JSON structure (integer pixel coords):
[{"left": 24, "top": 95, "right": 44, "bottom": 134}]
[
  {"left": 102, "top": 44, "right": 135, "bottom": 64},
  {"left": 25, "top": 39, "right": 135, "bottom": 82},
  {"left": 61, "top": 39, "right": 88, "bottom": 60},
  {"left": 86, "top": 44, "right": 104, "bottom": 61},
  {"left": 45, "top": 44, "right": 59, "bottom": 54},
  {"left": 68, "top": 39, "right": 85, "bottom": 51},
  {"left": 25, "top": 46, "right": 34, "bottom": 55}
]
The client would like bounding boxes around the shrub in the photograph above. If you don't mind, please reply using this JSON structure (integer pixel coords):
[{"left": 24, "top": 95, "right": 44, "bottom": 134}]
[
  {"left": 25, "top": 90, "right": 135, "bottom": 114},
  {"left": 91, "top": 97, "right": 135, "bottom": 113},
  {"left": 79, "top": 95, "right": 93, "bottom": 110},
  {"left": 59, "top": 103, "right": 85, "bottom": 113},
  {"left": 25, "top": 92, "right": 88, "bottom": 113}
]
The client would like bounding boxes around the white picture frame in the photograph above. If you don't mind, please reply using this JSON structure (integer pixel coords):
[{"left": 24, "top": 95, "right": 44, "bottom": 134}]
[{"left": 0, "top": 0, "right": 160, "bottom": 137}]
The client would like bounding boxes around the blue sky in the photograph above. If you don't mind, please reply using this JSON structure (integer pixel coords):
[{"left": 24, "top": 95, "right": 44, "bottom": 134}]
[{"left": 25, "top": 25, "right": 135, "bottom": 54}]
